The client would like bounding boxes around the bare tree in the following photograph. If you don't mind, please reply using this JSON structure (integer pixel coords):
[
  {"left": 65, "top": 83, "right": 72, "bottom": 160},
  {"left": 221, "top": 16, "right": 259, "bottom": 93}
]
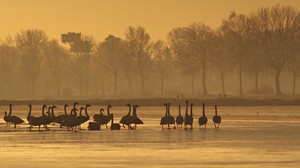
[
  {"left": 125, "top": 26, "right": 151, "bottom": 92},
  {"left": 43, "top": 39, "right": 69, "bottom": 96},
  {"left": 0, "top": 43, "right": 17, "bottom": 98},
  {"left": 250, "top": 4, "right": 300, "bottom": 95},
  {"left": 168, "top": 27, "right": 198, "bottom": 96},
  {"left": 221, "top": 12, "right": 249, "bottom": 97},
  {"left": 61, "top": 32, "right": 94, "bottom": 96},
  {"left": 95, "top": 35, "right": 125, "bottom": 96},
  {"left": 149, "top": 40, "right": 173, "bottom": 96},
  {"left": 188, "top": 22, "right": 214, "bottom": 95},
  {"left": 15, "top": 29, "right": 48, "bottom": 97},
  {"left": 210, "top": 31, "right": 233, "bottom": 96}
]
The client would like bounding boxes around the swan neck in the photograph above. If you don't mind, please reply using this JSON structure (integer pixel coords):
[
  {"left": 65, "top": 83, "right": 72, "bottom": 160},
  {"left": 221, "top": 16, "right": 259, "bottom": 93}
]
[
  {"left": 9, "top": 104, "right": 12, "bottom": 116},
  {"left": 64, "top": 105, "right": 68, "bottom": 115}
]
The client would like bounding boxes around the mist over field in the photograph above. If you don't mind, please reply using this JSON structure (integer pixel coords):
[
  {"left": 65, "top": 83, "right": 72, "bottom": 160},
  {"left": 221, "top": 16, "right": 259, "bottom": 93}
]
[{"left": 0, "top": 1, "right": 299, "bottom": 100}]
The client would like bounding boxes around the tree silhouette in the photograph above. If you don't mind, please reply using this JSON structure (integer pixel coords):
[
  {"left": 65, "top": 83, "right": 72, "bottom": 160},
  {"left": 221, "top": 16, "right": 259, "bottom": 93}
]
[
  {"left": 250, "top": 4, "right": 300, "bottom": 95},
  {"left": 149, "top": 40, "right": 174, "bottom": 96},
  {"left": 125, "top": 26, "right": 151, "bottom": 93},
  {"left": 221, "top": 12, "right": 249, "bottom": 97},
  {"left": 43, "top": 39, "right": 69, "bottom": 96},
  {"left": 61, "top": 32, "right": 93, "bottom": 96},
  {"left": 16, "top": 29, "right": 48, "bottom": 97},
  {"left": 95, "top": 35, "right": 125, "bottom": 96}
]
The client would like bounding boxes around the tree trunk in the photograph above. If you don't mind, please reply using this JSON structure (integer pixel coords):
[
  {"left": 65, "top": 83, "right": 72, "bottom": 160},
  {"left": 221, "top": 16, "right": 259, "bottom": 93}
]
[
  {"left": 239, "top": 63, "right": 243, "bottom": 97},
  {"left": 113, "top": 72, "right": 118, "bottom": 95},
  {"left": 221, "top": 71, "right": 226, "bottom": 95},
  {"left": 255, "top": 73, "right": 258, "bottom": 94},
  {"left": 79, "top": 80, "right": 82, "bottom": 96},
  {"left": 275, "top": 69, "right": 282, "bottom": 95},
  {"left": 192, "top": 72, "right": 195, "bottom": 96},
  {"left": 202, "top": 59, "right": 208, "bottom": 95},
  {"left": 140, "top": 71, "right": 145, "bottom": 92},
  {"left": 293, "top": 71, "right": 296, "bottom": 96},
  {"left": 161, "top": 78, "right": 164, "bottom": 96}
]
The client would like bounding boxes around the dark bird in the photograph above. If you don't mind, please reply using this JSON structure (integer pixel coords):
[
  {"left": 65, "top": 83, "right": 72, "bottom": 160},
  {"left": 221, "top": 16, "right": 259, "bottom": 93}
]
[
  {"left": 198, "top": 103, "right": 208, "bottom": 128},
  {"left": 132, "top": 105, "right": 143, "bottom": 129},
  {"left": 7, "top": 104, "right": 24, "bottom": 128},
  {"left": 67, "top": 107, "right": 83, "bottom": 131},
  {"left": 160, "top": 103, "right": 169, "bottom": 130},
  {"left": 54, "top": 104, "right": 69, "bottom": 125},
  {"left": 166, "top": 103, "right": 176, "bottom": 129},
  {"left": 110, "top": 113, "right": 120, "bottom": 130},
  {"left": 88, "top": 121, "right": 100, "bottom": 130},
  {"left": 28, "top": 104, "right": 47, "bottom": 131},
  {"left": 120, "top": 104, "right": 134, "bottom": 129},
  {"left": 184, "top": 101, "right": 193, "bottom": 129},
  {"left": 44, "top": 106, "right": 55, "bottom": 130},
  {"left": 95, "top": 105, "right": 112, "bottom": 128},
  {"left": 213, "top": 105, "right": 221, "bottom": 128},
  {"left": 77, "top": 104, "right": 91, "bottom": 130},
  {"left": 4, "top": 111, "right": 11, "bottom": 126},
  {"left": 176, "top": 105, "right": 183, "bottom": 128},
  {"left": 93, "top": 108, "right": 104, "bottom": 121}
]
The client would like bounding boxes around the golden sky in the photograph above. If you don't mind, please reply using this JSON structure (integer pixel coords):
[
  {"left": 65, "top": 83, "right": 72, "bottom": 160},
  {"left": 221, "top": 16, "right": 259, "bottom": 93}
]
[{"left": 1, "top": 0, "right": 300, "bottom": 42}]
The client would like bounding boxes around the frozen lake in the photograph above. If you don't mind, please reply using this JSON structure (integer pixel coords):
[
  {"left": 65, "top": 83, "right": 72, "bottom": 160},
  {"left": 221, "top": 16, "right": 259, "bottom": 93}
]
[{"left": 0, "top": 105, "right": 299, "bottom": 167}]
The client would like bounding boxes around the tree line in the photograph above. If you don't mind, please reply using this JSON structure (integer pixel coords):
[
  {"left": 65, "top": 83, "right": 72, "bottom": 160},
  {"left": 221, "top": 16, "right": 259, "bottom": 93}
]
[{"left": 0, "top": 4, "right": 299, "bottom": 99}]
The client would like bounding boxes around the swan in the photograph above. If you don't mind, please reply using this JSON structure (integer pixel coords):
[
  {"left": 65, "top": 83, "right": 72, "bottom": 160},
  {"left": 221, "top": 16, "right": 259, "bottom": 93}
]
[
  {"left": 175, "top": 105, "right": 183, "bottom": 128},
  {"left": 132, "top": 105, "right": 143, "bottom": 129},
  {"left": 184, "top": 101, "right": 193, "bottom": 129},
  {"left": 95, "top": 105, "right": 112, "bottom": 128},
  {"left": 198, "top": 103, "right": 208, "bottom": 128},
  {"left": 28, "top": 104, "right": 47, "bottom": 131},
  {"left": 160, "top": 103, "right": 169, "bottom": 129},
  {"left": 110, "top": 113, "right": 120, "bottom": 130},
  {"left": 44, "top": 106, "right": 56, "bottom": 130},
  {"left": 77, "top": 104, "right": 91, "bottom": 130},
  {"left": 213, "top": 105, "right": 221, "bottom": 128},
  {"left": 68, "top": 107, "right": 83, "bottom": 131},
  {"left": 120, "top": 104, "right": 134, "bottom": 129},
  {"left": 55, "top": 104, "right": 69, "bottom": 124},
  {"left": 93, "top": 108, "right": 104, "bottom": 121},
  {"left": 4, "top": 111, "right": 11, "bottom": 126},
  {"left": 166, "top": 103, "right": 176, "bottom": 129},
  {"left": 6, "top": 104, "right": 24, "bottom": 128}
]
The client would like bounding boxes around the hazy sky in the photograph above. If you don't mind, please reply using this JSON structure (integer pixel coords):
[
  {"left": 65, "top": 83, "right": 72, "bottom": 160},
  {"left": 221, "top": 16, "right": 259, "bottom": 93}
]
[{"left": 1, "top": 0, "right": 300, "bottom": 42}]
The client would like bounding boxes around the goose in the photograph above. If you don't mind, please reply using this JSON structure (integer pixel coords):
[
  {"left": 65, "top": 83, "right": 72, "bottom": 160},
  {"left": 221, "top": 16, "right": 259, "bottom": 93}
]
[
  {"left": 95, "top": 105, "right": 112, "bottom": 128},
  {"left": 160, "top": 103, "right": 169, "bottom": 130},
  {"left": 198, "top": 103, "right": 208, "bottom": 128},
  {"left": 54, "top": 104, "right": 69, "bottom": 124},
  {"left": 110, "top": 113, "right": 120, "bottom": 130},
  {"left": 132, "top": 105, "right": 143, "bottom": 129},
  {"left": 175, "top": 105, "right": 183, "bottom": 128},
  {"left": 184, "top": 101, "right": 193, "bottom": 129},
  {"left": 7, "top": 104, "right": 24, "bottom": 128},
  {"left": 120, "top": 104, "right": 134, "bottom": 129},
  {"left": 213, "top": 105, "right": 221, "bottom": 128},
  {"left": 166, "top": 103, "right": 176, "bottom": 129}
]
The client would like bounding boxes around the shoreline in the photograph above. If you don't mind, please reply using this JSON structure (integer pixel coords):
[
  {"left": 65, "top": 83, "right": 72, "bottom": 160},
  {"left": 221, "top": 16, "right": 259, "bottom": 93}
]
[{"left": 0, "top": 98, "right": 299, "bottom": 106}]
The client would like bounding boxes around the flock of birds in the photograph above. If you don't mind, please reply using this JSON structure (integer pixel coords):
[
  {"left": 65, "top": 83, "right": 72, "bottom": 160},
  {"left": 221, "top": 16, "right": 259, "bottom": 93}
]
[
  {"left": 2, "top": 100, "right": 221, "bottom": 131},
  {"left": 160, "top": 100, "right": 221, "bottom": 129}
]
